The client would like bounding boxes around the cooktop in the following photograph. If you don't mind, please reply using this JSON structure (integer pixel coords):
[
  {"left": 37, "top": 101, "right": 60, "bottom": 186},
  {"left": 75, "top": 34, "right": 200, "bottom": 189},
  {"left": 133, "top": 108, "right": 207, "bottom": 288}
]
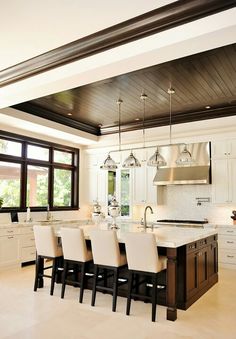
[{"left": 156, "top": 219, "right": 208, "bottom": 224}]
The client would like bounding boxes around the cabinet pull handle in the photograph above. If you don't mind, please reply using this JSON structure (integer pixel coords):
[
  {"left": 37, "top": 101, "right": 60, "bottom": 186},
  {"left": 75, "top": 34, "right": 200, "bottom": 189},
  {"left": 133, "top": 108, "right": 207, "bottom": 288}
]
[
  {"left": 7, "top": 230, "right": 13, "bottom": 233},
  {"left": 227, "top": 255, "right": 234, "bottom": 258},
  {"left": 8, "top": 236, "right": 14, "bottom": 239},
  {"left": 227, "top": 230, "right": 234, "bottom": 233},
  {"left": 227, "top": 241, "right": 234, "bottom": 244}
]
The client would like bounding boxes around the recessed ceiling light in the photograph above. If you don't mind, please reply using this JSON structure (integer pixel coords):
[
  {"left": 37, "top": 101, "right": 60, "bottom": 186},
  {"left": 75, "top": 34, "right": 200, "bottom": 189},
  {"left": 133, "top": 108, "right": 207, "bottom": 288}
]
[
  {"left": 135, "top": 118, "right": 140, "bottom": 121},
  {"left": 67, "top": 113, "right": 72, "bottom": 116},
  {"left": 205, "top": 105, "right": 211, "bottom": 109}
]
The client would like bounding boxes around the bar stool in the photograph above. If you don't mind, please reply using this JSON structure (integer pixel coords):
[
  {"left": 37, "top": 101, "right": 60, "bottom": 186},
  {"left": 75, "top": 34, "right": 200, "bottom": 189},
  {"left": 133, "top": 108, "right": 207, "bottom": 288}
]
[
  {"left": 33, "top": 225, "right": 63, "bottom": 296},
  {"left": 125, "top": 232, "right": 167, "bottom": 322},
  {"left": 60, "top": 227, "right": 93, "bottom": 303},
  {"left": 89, "top": 229, "right": 127, "bottom": 312}
]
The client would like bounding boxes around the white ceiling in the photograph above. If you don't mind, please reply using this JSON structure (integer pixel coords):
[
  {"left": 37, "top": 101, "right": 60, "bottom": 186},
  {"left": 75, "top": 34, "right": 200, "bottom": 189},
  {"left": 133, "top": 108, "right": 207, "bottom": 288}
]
[
  {"left": 0, "top": 0, "right": 174, "bottom": 70},
  {"left": 0, "top": 2, "right": 235, "bottom": 146}
]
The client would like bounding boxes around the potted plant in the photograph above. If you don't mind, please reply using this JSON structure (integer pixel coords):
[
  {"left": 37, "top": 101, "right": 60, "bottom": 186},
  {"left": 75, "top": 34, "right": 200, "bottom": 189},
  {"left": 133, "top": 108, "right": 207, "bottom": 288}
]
[{"left": 0, "top": 197, "right": 3, "bottom": 208}]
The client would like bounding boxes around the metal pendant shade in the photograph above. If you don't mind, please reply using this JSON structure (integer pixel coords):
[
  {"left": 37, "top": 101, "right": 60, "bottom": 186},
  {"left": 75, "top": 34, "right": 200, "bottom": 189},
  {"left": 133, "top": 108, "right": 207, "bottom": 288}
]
[
  {"left": 100, "top": 154, "right": 117, "bottom": 170},
  {"left": 176, "top": 145, "right": 194, "bottom": 165},
  {"left": 122, "top": 152, "right": 141, "bottom": 168},
  {"left": 147, "top": 147, "right": 167, "bottom": 167}
]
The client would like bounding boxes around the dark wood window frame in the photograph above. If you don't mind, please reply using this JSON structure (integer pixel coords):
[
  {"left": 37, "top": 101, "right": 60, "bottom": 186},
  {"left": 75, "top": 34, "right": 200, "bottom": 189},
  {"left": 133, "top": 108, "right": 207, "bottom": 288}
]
[{"left": 0, "top": 131, "right": 79, "bottom": 212}]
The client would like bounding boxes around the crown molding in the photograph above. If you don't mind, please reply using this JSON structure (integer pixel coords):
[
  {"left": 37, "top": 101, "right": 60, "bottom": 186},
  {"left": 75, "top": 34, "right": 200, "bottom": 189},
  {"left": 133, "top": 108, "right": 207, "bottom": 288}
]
[{"left": 1, "top": 0, "right": 235, "bottom": 88}]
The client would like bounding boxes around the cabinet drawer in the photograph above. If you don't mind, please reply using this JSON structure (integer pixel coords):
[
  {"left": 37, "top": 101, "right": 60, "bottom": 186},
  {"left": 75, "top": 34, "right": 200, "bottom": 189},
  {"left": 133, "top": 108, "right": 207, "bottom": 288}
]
[
  {"left": 217, "top": 228, "right": 236, "bottom": 236},
  {"left": 0, "top": 228, "right": 20, "bottom": 237},
  {"left": 187, "top": 242, "right": 198, "bottom": 253},
  {"left": 21, "top": 246, "right": 36, "bottom": 262},
  {"left": 218, "top": 235, "right": 236, "bottom": 249},
  {"left": 219, "top": 250, "right": 236, "bottom": 265},
  {"left": 19, "top": 227, "right": 34, "bottom": 235},
  {"left": 21, "top": 234, "right": 35, "bottom": 247}
]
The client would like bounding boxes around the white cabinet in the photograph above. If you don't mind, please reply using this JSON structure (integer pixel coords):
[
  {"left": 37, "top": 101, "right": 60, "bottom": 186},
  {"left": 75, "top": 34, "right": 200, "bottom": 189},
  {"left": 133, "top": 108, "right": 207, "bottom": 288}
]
[
  {"left": 211, "top": 140, "right": 236, "bottom": 159},
  {"left": 132, "top": 150, "right": 157, "bottom": 205},
  {"left": 212, "top": 158, "right": 236, "bottom": 204},
  {"left": 83, "top": 153, "right": 108, "bottom": 205},
  {"left": 218, "top": 226, "right": 236, "bottom": 269},
  {"left": 19, "top": 226, "right": 36, "bottom": 263},
  {"left": 0, "top": 228, "right": 21, "bottom": 269}
]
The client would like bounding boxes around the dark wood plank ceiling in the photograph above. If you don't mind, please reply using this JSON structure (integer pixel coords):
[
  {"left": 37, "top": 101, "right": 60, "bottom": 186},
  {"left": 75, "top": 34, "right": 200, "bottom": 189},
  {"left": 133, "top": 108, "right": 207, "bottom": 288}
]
[{"left": 14, "top": 43, "right": 236, "bottom": 135}]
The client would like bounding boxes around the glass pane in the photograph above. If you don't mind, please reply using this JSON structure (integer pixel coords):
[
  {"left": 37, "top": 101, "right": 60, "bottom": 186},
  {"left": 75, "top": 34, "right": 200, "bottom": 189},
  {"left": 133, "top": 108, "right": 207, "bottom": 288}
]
[
  {"left": 108, "top": 171, "right": 116, "bottom": 205},
  {"left": 27, "top": 145, "right": 49, "bottom": 161},
  {"left": 0, "top": 161, "right": 21, "bottom": 207},
  {"left": 0, "top": 139, "right": 21, "bottom": 157},
  {"left": 26, "top": 165, "right": 49, "bottom": 207},
  {"left": 120, "top": 170, "right": 130, "bottom": 217},
  {"left": 54, "top": 150, "right": 72, "bottom": 164},
  {"left": 53, "top": 169, "right": 72, "bottom": 206}
]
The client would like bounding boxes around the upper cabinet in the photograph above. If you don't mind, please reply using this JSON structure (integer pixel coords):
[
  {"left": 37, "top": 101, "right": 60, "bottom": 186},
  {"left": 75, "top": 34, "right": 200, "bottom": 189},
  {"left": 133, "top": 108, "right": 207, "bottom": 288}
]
[
  {"left": 211, "top": 140, "right": 236, "bottom": 204},
  {"left": 132, "top": 149, "right": 157, "bottom": 205},
  {"left": 211, "top": 140, "right": 236, "bottom": 159}
]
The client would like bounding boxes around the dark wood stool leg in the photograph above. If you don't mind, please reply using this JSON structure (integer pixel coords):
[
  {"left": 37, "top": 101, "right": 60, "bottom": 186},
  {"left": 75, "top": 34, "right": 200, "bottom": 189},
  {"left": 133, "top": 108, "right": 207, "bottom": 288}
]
[
  {"left": 112, "top": 268, "right": 118, "bottom": 312},
  {"left": 50, "top": 258, "right": 57, "bottom": 296},
  {"left": 103, "top": 268, "right": 107, "bottom": 293},
  {"left": 61, "top": 260, "right": 68, "bottom": 299},
  {"left": 126, "top": 271, "right": 133, "bottom": 316},
  {"left": 151, "top": 274, "right": 158, "bottom": 322},
  {"left": 34, "top": 255, "right": 40, "bottom": 292},
  {"left": 79, "top": 262, "right": 86, "bottom": 303},
  {"left": 38, "top": 256, "right": 44, "bottom": 288},
  {"left": 91, "top": 265, "right": 98, "bottom": 307}
]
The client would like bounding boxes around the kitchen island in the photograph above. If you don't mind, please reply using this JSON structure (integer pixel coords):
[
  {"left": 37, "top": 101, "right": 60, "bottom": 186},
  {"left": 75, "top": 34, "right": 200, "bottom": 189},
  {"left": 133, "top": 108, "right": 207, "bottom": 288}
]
[{"left": 50, "top": 222, "right": 218, "bottom": 321}]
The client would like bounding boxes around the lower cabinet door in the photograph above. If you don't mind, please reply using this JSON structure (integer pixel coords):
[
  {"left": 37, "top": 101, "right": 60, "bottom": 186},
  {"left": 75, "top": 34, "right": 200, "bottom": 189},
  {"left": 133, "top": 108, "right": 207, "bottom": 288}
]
[
  {"left": 0, "top": 235, "right": 20, "bottom": 267},
  {"left": 186, "top": 251, "right": 198, "bottom": 299},
  {"left": 197, "top": 247, "right": 208, "bottom": 291},
  {"left": 208, "top": 242, "right": 218, "bottom": 279}
]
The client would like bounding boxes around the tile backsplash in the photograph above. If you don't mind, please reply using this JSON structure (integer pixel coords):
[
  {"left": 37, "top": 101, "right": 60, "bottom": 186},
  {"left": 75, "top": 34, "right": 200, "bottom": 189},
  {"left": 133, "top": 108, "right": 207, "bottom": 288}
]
[{"left": 155, "top": 185, "right": 235, "bottom": 225}]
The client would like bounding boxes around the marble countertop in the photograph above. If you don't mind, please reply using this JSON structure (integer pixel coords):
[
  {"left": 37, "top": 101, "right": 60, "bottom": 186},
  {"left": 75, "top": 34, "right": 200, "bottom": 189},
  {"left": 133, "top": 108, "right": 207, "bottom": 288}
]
[{"left": 54, "top": 222, "right": 217, "bottom": 248}]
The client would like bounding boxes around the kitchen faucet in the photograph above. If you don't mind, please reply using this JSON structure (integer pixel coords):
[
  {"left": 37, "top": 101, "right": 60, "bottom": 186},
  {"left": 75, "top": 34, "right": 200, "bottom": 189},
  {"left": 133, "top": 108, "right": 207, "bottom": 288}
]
[
  {"left": 46, "top": 205, "right": 51, "bottom": 221},
  {"left": 143, "top": 205, "right": 154, "bottom": 230}
]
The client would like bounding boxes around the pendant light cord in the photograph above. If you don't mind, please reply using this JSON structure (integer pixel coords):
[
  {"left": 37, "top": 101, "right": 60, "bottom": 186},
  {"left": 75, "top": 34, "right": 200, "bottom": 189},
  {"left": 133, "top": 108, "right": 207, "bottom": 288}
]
[
  {"left": 168, "top": 87, "right": 175, "bottom": 145},
  {"left": 140, "top": 93, "right": 147, "bottom": 149},
  {"left": 117, "top": 99, "right": 123, "bottom": 152}
]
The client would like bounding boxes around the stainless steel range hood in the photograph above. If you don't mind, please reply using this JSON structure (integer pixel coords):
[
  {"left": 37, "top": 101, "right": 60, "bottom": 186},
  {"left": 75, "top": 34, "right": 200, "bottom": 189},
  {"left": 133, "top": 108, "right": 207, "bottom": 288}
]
[{"left": 153, "top": 142, "right": 211, "bottom": 185}]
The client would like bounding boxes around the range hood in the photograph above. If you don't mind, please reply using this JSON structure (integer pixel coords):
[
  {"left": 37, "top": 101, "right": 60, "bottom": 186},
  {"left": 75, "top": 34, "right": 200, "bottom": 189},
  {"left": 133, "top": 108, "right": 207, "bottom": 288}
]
[{"left": 153, "top": 142, "right": 211, "bottom": 185}]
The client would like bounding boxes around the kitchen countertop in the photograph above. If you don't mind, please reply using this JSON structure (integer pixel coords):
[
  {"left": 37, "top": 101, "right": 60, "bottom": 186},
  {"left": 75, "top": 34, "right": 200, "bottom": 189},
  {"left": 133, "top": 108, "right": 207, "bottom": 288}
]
[{"left": 53, "top": 222, "right": 217, "bottom": 248}]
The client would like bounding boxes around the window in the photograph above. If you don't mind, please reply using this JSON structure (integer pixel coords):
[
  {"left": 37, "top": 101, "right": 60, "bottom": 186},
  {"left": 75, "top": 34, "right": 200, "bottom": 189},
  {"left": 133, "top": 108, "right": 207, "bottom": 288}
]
[
  {"left": 54, "top": 150, "right": 72, "bottom": 164},
  {"left": 53, "top": 168, "right": 72, "bottom": 206},
  {"left": 0, "top": 161, "right": 21, "bottom": 207},
  {"left": 0, "top": 138, "right": 21, "bottom": 157},
  {"left": 27, "top": 165, "right": 49, "bottom": 207},
  {"left": 27, "top": 145, "right": 49, "bottom": 161},
  {"left": 0, "top": 133, "right": 79, "bottom": 211}
]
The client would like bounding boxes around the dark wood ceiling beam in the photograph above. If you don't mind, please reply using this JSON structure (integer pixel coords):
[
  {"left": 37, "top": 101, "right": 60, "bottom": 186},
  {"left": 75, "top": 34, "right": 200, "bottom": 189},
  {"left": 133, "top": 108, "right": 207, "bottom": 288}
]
[
  {"left": 12, "top": 103, "right": 100, "bottom": 136},
  {"left": 100, "top": 106, "right": 236, "bottom": 135},
  {"left": 1, "top": 0, "right": 235, "bottom": 88}
]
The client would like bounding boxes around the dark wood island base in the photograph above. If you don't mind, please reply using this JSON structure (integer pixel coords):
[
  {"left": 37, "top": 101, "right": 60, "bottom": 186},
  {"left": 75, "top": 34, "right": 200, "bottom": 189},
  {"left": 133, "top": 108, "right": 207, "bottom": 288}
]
[{"left": 35, "top": 231, "right": 218, "bottom": 322}]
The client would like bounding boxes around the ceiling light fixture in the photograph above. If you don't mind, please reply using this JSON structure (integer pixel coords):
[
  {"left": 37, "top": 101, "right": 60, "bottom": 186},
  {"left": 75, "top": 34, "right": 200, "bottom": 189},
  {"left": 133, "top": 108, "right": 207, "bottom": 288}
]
[
  {"left": 122, "top": 93, "right": 148, "bottom": 169},
  {"left": 100, "top": 99, "right": 123, "bottom": 170}
]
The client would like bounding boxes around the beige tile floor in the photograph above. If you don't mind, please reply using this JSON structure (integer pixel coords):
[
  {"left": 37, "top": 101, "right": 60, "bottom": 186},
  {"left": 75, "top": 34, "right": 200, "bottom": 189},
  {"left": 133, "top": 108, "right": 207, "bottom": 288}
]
[{"left": 0, "top": 266, "right": 236, "bottom": 339}]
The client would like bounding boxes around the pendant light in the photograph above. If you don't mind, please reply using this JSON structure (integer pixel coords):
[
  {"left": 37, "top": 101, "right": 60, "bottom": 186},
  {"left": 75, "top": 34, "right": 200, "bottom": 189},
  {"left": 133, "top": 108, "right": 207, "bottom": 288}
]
[
  {"left": 147, "top": 147, "right": 167, "bottom": 167},
  {"left": 100, "top": 99, "right": 123, "bottom": 170},
  {"left": 176, "top": 145, "right": 194, "bottom": 165}
]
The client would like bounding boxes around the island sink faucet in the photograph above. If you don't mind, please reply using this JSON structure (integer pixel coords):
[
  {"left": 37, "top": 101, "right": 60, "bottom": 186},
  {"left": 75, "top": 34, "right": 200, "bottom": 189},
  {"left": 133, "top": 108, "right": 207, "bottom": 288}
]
[
  {"left": 46, "top": 205, "right": 51, "bottom": 221},
  {"left": 143, "top": 205, "right": 154, "bottom": 230}
]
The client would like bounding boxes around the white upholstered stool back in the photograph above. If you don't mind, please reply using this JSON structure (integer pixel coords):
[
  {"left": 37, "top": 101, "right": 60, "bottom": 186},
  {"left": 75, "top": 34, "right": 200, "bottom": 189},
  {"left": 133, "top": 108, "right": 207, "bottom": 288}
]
[
  {"left": 125, "top": 232, "right": 167, "bottom": 273},
  {"left": 60, "top": 227, "right": 92, "bottom": 262},
  {"left": 33, "top": 225, "right": 62, "bottom": 258},
  {"left": 90, "top": 229, "right": 126, "bottom": 267}
]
